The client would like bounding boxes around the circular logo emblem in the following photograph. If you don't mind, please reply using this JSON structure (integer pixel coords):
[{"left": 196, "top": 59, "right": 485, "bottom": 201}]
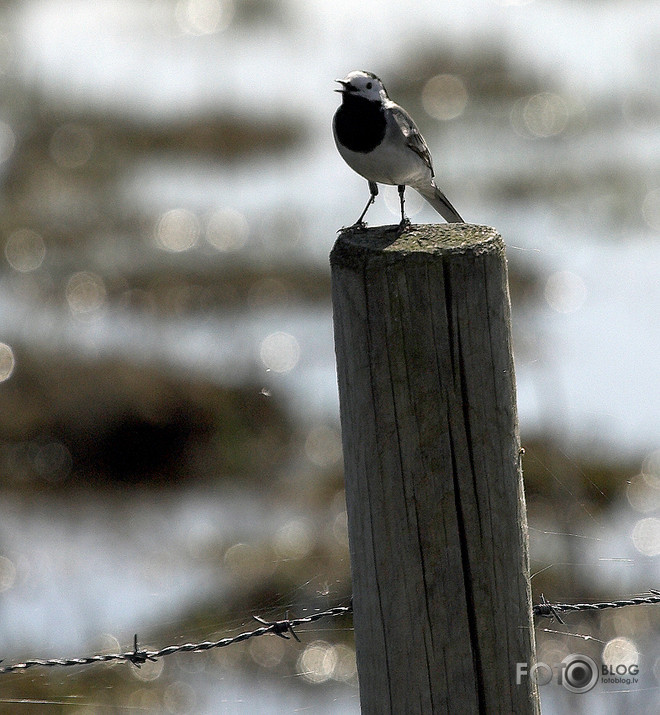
[{"left": 560, "top": 654, "right": 599, "bottom": 693}]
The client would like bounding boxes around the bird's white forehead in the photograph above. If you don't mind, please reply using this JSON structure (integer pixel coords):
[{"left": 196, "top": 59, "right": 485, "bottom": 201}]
[
  {"left": 343, "top": 70, "right": 383, "bottom": 87},
  {"left": 339, "top": 71, "right": 386, "bottom": 100}
]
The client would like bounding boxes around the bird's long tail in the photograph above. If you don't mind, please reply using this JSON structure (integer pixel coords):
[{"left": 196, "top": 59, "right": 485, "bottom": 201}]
[{"left": 415, "top": 182, "right": 464, "bottom": 223}]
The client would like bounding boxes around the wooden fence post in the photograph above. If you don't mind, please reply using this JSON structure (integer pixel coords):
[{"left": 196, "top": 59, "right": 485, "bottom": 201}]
[{"left": 330, "top": 224, "right": 539, "bottom": 713}]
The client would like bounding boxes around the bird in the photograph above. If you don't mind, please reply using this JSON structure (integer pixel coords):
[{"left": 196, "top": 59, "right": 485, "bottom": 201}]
[{"left": 333, "top": 70, "right": 464, "bottom": 228}]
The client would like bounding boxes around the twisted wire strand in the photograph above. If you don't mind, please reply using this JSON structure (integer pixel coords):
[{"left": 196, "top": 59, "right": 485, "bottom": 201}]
[
  {"left": 532, "top": 591, "right": 660, "bottom": 621},
  {"left": 1, "top": 592, "right": 658, "bottom": 675},
  {"left": 0, "top": 604, "right": 353, "bottom": 675}
]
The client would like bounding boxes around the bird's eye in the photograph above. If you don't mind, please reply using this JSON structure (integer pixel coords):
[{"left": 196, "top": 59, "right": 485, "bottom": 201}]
[{"left": 366, "top": 82, "right": 372, "bottom": 89}]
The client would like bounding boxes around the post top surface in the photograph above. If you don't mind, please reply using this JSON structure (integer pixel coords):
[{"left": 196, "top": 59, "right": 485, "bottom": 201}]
[{"left": 330, "top": 224, "right": 502, "bottom": 270}]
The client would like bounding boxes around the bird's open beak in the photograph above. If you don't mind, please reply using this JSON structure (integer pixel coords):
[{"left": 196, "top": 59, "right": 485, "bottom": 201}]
[{"left": 334, "top": 79, "right": 354, "bottom": 93}]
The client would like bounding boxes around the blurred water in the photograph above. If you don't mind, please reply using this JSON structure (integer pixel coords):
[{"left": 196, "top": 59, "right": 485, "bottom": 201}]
[
  {"left": 4, "top": 0, "right": 659, "bottom": 455},
  {"left": 0, "top": 0, "right": 659, "bottom": 710}
]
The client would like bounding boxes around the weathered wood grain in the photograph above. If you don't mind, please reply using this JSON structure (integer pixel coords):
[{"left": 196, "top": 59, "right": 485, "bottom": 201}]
[{"left": 331, "top": 223, "right": 539, "bottom": 713}]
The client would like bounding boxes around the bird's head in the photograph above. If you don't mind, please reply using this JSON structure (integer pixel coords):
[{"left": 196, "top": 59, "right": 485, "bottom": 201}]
[{"left": 335, "top": 71, "right": 387, "bottom": 102}]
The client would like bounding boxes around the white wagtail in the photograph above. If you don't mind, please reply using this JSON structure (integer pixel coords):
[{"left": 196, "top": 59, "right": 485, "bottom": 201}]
[{"left": 333, "top": 70, "right": 464, "bottom": 228}]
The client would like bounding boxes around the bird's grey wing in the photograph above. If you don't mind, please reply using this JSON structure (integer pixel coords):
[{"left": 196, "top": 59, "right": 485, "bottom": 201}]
[{"left": 389, "top": 103, "right": 435, "bottom": 176}]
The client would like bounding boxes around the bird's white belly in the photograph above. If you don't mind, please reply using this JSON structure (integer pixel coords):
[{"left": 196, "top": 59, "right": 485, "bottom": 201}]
[{"left": 336, "top": 124, "right": 430, "bottom": 186}]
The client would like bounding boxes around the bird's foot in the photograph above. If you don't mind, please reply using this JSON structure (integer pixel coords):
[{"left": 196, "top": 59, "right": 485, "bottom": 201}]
[
  {"left": 397, "top": 217, "right": 411, "bottom": 233},
  {"left": 337, "top": 221, "right": 367, "bottom": 234}
]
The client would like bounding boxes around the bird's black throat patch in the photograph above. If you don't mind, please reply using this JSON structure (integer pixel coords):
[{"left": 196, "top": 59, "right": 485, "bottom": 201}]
[{"left": 334, "top": 95, "right": 386, "bottom": 153}]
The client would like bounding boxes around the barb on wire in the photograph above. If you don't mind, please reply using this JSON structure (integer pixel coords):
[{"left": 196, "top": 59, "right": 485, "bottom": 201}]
[
  {"left": 536, "top": 593, "right": 565, "bottom": 624},
  {"left": 0, "top": 591, "right": 658, "bottom": 675},
  {"left": 253, "top": 614, "right": 301, "bottom": 642},
  {"left": 126, "top": 634, "right": 158, "bottom": 668}
]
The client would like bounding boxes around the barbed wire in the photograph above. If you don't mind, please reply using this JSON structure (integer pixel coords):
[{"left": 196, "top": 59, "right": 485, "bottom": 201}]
[
  {"left": 1, "top": 590, "right": 658, "bottom": 675},
  {"left": 532, "top": 590, "right": 660, "bottom": 624},
  {"left": 0, "top": 603, "right": 353, "bottom": 675}
]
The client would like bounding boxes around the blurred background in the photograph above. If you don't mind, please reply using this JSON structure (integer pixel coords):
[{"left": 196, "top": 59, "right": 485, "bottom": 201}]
[{"left": 0, "top": 0, "right": 658, "bottom": 711}]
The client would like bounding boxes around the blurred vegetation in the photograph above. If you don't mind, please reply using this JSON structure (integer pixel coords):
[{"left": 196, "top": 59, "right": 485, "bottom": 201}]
[
  {"left": 391, "top": 44, "right": 541, "bottom": 103},
  {"left": 0, "top": 83, "right": 313, "bottom": 307},
  {"left": 0, "top": 348, "right": 294, "bottom": 488},
  {"left": 522, "top": 437, "right": 640, "bottom": 595},
  {"left": 0, "top": 39, "right": 348, "bottom": 705},
  {"left": 390, "top": 43, "right": 653, "bottom": 233},
  {"left": 0, "top": 7, "right": 655, "bottom": 708}
]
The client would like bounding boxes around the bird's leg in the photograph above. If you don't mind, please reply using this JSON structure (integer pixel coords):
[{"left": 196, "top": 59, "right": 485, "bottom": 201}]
[
  {"left": 352, "top": 181, "right": 378, "bottom": 229},
  {"left": 397, "top": 185, "right": 410, "bottom": 230}
]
